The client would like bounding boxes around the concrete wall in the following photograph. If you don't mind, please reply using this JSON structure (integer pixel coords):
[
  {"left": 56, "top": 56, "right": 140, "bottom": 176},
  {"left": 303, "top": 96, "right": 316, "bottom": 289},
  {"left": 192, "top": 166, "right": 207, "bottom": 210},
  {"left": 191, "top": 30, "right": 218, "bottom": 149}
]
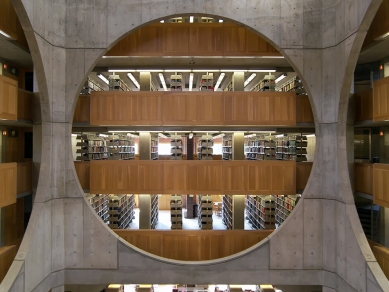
[{"left": 0, "top": 0, "right": 388, "bottom": 292}]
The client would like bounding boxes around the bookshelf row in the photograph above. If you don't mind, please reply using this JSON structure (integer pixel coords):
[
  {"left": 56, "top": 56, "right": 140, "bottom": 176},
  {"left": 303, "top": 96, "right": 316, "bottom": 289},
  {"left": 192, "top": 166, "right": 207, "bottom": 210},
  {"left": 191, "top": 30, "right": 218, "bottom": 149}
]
[
  {"left": 198, "top": 195, "right": 213, "bottom": 229},
  {"left": 170, "top": 195, "right": 183, "bottom": 229}
]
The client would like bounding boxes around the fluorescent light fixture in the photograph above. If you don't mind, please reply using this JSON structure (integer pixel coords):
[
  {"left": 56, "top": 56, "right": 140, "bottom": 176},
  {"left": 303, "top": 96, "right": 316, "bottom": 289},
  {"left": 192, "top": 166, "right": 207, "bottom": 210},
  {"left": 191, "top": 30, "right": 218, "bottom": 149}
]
[
  {"left": 275, "top": 73, "right": 287, "bottom": 83},
  {"left": 190, "top": 16, "right": 194, "bottom": 23},
  {"left": 213, "top": 133, "right": 225, "bottom": 139},
  {"left": 276, "top": 134, "right": 286, "bottom": 138},
  {"left": 259, "top": 56, "right": 284, "bottom": 58},
  {"left": 219, "top": 19, "right": 223, "bottom": 23},
  {"left": 138, "top": 70, "right": 161, "bottom": 72},
  {"left": 127, "top": 73, "right": 140, "bottom": 89},
  {"left": 306, "top": 134, "right": 316, "bottom": 137},
  {"left": 99, "top": 134, "right": 109, "bottom": 137},
  {"left": 160, "top": 20, "right": 164, "bottom": 23},
  {"left": 375, "top": 32, "right": 389, "bottom": 41},
  {"left": 244, "top": 133, "right": 257, "bottom": 138},
  {"left": 159, "top": 73, "right": 168, "bottom": 91},
  {"left": 189, "top": 73, "right": 194, "bottom": 91},
  {"left": 192, "top": 69, "right": 219, "bottom": 72},
  {"left": 244, "top": 73, "right": 257, "bottom": 87},
  {"left": 0, "top": 30, "right": 11, "bottom": 38},
  {"left": 214, "top": 73, "right": 225, "bottom": 90},
  {"left": 223, "top": 70, "right": 244, "bottom": 72},
  {"left": 248, "top": 69, "right": 276, "bottom": 72},
  {"left": 108, "top": 130, "right": 133, "bottom": 133},
  {"left": 189, "top": 133, "right": 194, "bottom": 139},
  {"left": 195, "top": 131, "right": 218, "bottom": 133},
  {"left": 97, "top": 73, "right": 109, "bottom": 85},
  {"left": 158, "top": 133, "right": 168, "bottom": 138},
  {"left": 108, "top": 69, "right": 134, "bottom": 72},
  {"left": 71, "top": 134, "right": 78, "bottom": 137}
]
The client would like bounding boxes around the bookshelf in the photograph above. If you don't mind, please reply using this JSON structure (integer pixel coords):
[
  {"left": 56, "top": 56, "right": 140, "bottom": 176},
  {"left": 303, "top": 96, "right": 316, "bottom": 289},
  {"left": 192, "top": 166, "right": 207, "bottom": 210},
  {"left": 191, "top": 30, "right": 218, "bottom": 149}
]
[
  {"left": 244, "top": 136, "right": 276, "bottom": 161},
  {"left": 76, "top": 134, "right": 107, "bottom": 161},
  {"left": 222, "top": 195, "right": 233, "bottom": 229},
  {"left": 198, "top": 195, "right": 213, "bottom": 229},
  {"left": 224, "top": 80, "right": 233, "bottom": 91},
  {"left": 151, "top": 135, "right": 159, "bottom": 160},
  {"left": 170, "top": 74, "right": 182, "bottom": 91},
  {"left": 107, "top": 136, "right": 135, "bottom": 160},
  {"left": 295, "top": 135, "right": 308, "bottom": 162},
  {"left": 246, "top": 195, "right": 276, "bottom": 230},
  {"left": 275, "top": 135, "right": 307, "bottom": 161},
  {"left": 170, "top": 195, "right": 183, "bottom": 229},
  {"left": 273, "top": 194, "right": 301, "bottom": 228},
  {"left": 197, "top": 135, "right": 213, "bottom": 160},
  {"left": 276, "top": 76, "right": 305, "bottom": 95},
  {"left": 199, "top": 74, "right": 214, "bottom": 91},
  {"left": 151, "top": 194, "right": 159, "bottom": 229},
  {"left": 108, "top": 74, "right": 131, "bottom": 91},
  {"left": 87, "top": 194, "right": 109, "bottom": 223},
  {"left": 81, "top": 77, "right": 104, "bottom": 94},
  {"left": 250, "top": 74, "right": 275, "bottom": 92},
  {"left": 222, "top": 135, "right": 233, "bottom": 160},
  {"left": 106, "top": 194, "right": 135, "bottom": 229},
  {"left": 170, "top": 134, "right": 183, "bottom": 160}
]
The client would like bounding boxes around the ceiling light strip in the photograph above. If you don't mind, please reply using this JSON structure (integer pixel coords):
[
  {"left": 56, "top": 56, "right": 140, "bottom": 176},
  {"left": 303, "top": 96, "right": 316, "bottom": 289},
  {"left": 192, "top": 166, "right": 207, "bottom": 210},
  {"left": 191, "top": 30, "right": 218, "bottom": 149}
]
[
  {"left": 244, "top": 73, "right": 257, "bottom": 87},
  {"left": 159, "top": 73, "right": 168, "bottom": 91},
  {"left": 127, "top": 73, "right": 140, "bottom": 88},
  {"left": 189, "top": 73, "right": 194, "bottom": 91},
  {"left": 97, "top": 73, "right": 109, "bottom": 85},
  {"left": 214, "top": 73, "right": 225, "bottom": 91}
]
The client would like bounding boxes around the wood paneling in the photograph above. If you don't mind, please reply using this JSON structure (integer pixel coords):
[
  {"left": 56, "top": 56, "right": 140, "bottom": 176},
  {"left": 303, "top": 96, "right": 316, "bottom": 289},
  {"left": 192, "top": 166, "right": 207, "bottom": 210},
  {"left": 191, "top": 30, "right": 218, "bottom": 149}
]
[
  {"left": 73, "top": 95, "right": 90, "bottom": 123},
  {"left": 363, "top": 0, "right": 389, "bottom": 49},
  {"left": 0, "top": 245, "right": 17, "bottom": 283},
  {"left": 368, "top": 239, "right": 389, "bottom": 280},
  {"left": 4, "top": 197, "right": 24, "bottom": 246},
  {"left": 296, "top": 162, "right": 313, "bottom": 191},
  {"left": 4, "top": 127, "right": 32, "bottom": 163},
  {"left": 354, "top": 163, "right": 373, "bottom": 195},
  {"left": 17, "top": 162, "right": 32, "bottom": 194},
  {"left": 373, "top": 77, "right": 389, "bottom": 121},
  {"left": 0, "top": 0, "right": 28, "bottom": 48},
  {"left": 17, "top": 89, "right": 33, "bottom": 121},
  {"left": 373, "top": 164, "right": 389, "bottom": 208},
  {"left": 88, "top": 160, "right": 296, "bottom": 195},
  {"left": 0, "top": 163, "right": 17, "bottom": 208},
  {"left": 74, "top": 161, "right": 91, "bottom": 190},
  {"left": 108, "top": 23, "right": 281, "bottom": 57},
  {"left": 90, "top": 91, "right": 296, "bottom": 126},
  {"left": 354, "top": 89, "right": 373, "bottom": 122},
  {"left": 114, "top": 229, "right": 272, "bottom": 261},
  {"left": 296, "top": 95, "right": 314, "bottom": 123},
  {"left": 0, "top": 74, "right": 18, "bottom": 121}
]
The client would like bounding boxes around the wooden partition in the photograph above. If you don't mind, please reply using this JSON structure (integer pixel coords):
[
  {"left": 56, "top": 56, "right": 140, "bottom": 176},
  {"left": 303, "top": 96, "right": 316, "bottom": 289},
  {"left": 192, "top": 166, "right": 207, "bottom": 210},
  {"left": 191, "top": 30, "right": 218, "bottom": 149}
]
[
  {"left": 17, "top": 162, "right": 32, "bottom": 194},
  {"left": 4, "top": 197, "right": 24, "bottom": 246},
  {"left": 296, "top": 162, "right": 313, "bottom": 191},
  {"left": 107, "top": 23, "right": 280, "bottom": 57},
  {"left": 355, "top": 163, "right": 373, "bottom": 195},
  {"left": 88, "top": 160, "right": 296, "bottom": 195},
  {"left": 296, "top": 95, "right": 314, "bottom": 123},
  {"left": 373, "top": 164, "right": 389, "bottom": 208},
  {"left": 73, "top": 95, "right": 90, "bottom": 123},
  {"left": 363, "top": 0, "right": 389, "bottom": 49},
  {"left": 0, "top": 0, "right": 28, "bottom": 48},
  {"left": 17, "top": 89, "right": 33, "bottom": 121},
  {"left": 0, "top": 245, "right": 17, "bottom": 283},
  {"left": 90, "top": 91, "right": 296, "bottom": 126},
  {"left": 0, "top": 75, "right": 18, "bottom": 121},
  {"left": 368, "top": 239, "right": 389, "bottom": 280},
  {"left": 354, "top": 89, "right": 373, "bottom": 122},
  {"left": 0, "top": 163, "right": 17, "bottom": 208},
  {"left": 373, "top": 77, "right": 389, "bottom": 121},
  {"left": 115, "top": 229, "right": 272, "bottom": 261},
  {"left": 74, "top": 161, "right": 90, "bottom": 190}
]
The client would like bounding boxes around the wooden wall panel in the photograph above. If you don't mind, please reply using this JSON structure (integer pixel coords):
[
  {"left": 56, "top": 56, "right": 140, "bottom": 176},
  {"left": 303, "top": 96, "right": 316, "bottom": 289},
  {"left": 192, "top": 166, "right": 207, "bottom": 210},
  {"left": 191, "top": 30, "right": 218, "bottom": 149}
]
[
  {"left": 17, "top": 89, "right": 33, "bottom": 121},
  {"left": 90, "top": 91, "right": 296, "bottom": 126},
  {"left": 0, "top": 0, "right": 27, "bottom": 48},
  {"left": 354, "top": 163, "right": 373, "bottom": 195},
  {"left": 114, "top": 229, "right": 272, "bottom": 261},
  {"left": 0, "top": 163, "right": 17, "bottom": 208},
  {"left": 4, "top": 127, "right": 32, "bottom": 163},
  {"left": 74, "top": 161, "right": 91, "bottom": 190},
  {"left": 354, "top": 89, "right": 373, "bottom": 122},
  {"left": 373, "top": 164, "right": 389, "bottom": 208},
  {"left": 87, "top": 161, "right": 296, "bottom": 195},
  {"left": 296, "top": 162, "right": 313, "bottom": 191},
  {"left": 296, "top": 95, "right": 314, "bottom": 123},
  {"left": 107, "top": 23, "right": 281, "bottom": 57},
  {"left": 17, "top": 162, "right": 32, "bottom": 194},
  {"left": 368, "top": 239, "right": 389, "bottom": 280},
  {"left": 363, "top": 0, "right": 389, "bottom": 49},
  {"left": 73, "top": 95, "right": 91, "bottom": 123},
  {"left": 0, "top": 75, "right": 18, "bottom": 121},
  {"left": 0, "top": 245, "right": 17, "bottom": 283},
  {"left": 4, "top": 197, "right": 24, "bottom": 246},
  {"left": 373, "top": 77, "right": 389, "bottom": 121}
]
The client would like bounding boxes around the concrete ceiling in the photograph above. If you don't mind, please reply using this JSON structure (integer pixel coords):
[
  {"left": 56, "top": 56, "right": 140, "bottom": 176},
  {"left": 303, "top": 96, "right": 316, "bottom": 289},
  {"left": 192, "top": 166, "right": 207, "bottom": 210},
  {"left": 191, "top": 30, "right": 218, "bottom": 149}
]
[
  {"left": 0, "top": 35, "right": 33, "bottom": 67},
  {"left": 358, "top": 37, "right": 389, "bottom": 65}
]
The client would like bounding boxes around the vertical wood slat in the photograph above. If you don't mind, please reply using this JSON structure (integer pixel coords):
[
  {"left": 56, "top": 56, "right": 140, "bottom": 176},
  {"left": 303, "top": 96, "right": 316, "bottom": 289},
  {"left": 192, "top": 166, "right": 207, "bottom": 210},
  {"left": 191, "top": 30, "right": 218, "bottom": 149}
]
[
  {"left": 373, "top": 164, "right": 389, "bottom": 208},
  {"left": 373, "top": 76, "right": 389, "bottom": 121},
  {"left": 74, "top": 161, "right": 91, "bottom": 190},
  {"left": 354, "top": 163, "right": 373, "bottom": 195},
  {"left": 107, "top": 23, "right": 281, "bottom": 57},
  {"left": 17, "top": 89, "right": 33, "bottom": 121},
  {"left": 296, "top": 162, "right": 313, "bottom": 191},
  {"left": 296, "top": 95, "right": 314, "bottom": 123},
  {"left": 354, "top": 89, "right": 373, "bottom": 122},
  {"left": 0, "top": 163, "right": 17, "bottom": 208},
  {"left": 17, "top": 162, "right": 32, "bottom": 194},
  {"left": 90, "top": 91, "right": 297, "bottom": 126},
  {"left": 0, "top": 245, "right": 17, "bottom": 283},
  {"left": 0, "top": 75, "right": 18, "bottom": 121},
  {"left": 114, "top": 229, "right": 272, "bottom": 261},
  {"left": 87, "top": 160, "right": 296, "bottom": 195}
]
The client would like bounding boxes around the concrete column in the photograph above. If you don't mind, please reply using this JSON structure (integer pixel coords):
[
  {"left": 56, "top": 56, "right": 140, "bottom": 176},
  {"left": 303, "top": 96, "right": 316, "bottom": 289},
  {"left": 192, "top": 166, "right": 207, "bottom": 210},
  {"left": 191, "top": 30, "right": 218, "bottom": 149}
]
[
  {"left": 139, "top": 132, "right": 151, "bottom": 160},
  {"left": 232, "top": 72, "right": 244, "bottom": 91},
  {"left": 32, "top": 124, "right": 42, "bottom": 203},
  {"left": 232, "top": 132, "right": 245, "bottom": 160},
  {"left": 140, "top": 72, "right": 151, "bottom": 91},
  {"left": 232, "top": 195, "right": 245, "bottom": 230},
  {"left": 139, "top": 194, "right": 151, "bottom": 229},
  {"left": 52, "top": 285, "right": 65, "bottom": 292}
]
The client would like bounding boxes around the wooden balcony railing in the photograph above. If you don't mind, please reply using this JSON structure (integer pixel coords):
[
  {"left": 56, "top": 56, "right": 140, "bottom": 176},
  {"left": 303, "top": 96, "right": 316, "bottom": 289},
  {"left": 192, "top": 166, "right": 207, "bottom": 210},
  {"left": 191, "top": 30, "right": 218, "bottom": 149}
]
[
  {"left": 368, "top": 239, "right": 389, "bottom": 280},
  {"left": 355, "top": 163, "right": 373, "bottom": 195},
  {"left": 0, "top": 75, "right": 18, "bottom": 121},
  {"left": 373, "top": 163, "right": 389, "bottom": 208},
  {"left": 17, "top": 162, "right": 32, "bottom": 194},
  {"left": 0, "top": 163, "right": 17, "bottom": 208},
  {"left": 0, "top": 245, "right": 17, "bottom": 283},
  {"left": 115, "top": 229, "right": 272, "bottom": 261},
  {"left": 17, "top": 89, "right": 33, "bottom": 121}
]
